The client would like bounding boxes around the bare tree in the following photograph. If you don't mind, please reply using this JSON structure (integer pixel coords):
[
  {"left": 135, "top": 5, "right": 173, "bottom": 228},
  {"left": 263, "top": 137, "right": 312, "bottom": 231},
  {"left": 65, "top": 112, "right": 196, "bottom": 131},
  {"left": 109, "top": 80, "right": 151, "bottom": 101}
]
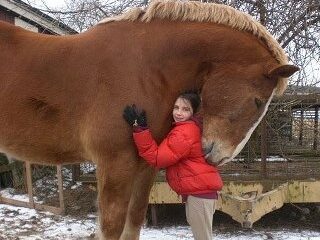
[
  {"left": 30, "top": 0, "right": 149, "bottom": 32},
  {"left": 31, "top": 0, "right": 319, "bottom": 86},
  {"left": 56, "top": 0, "right": 150, "bottom": 31},
  {"left": 203, "top": 0, "right": 320, "bottom": 87}
]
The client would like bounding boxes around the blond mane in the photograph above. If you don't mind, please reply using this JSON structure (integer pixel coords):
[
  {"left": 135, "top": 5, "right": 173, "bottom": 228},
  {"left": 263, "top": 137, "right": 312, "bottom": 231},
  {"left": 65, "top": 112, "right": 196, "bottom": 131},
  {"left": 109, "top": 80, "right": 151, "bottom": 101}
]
[{"left": 98, "top": 0, "right": 288, "bottom": 95}]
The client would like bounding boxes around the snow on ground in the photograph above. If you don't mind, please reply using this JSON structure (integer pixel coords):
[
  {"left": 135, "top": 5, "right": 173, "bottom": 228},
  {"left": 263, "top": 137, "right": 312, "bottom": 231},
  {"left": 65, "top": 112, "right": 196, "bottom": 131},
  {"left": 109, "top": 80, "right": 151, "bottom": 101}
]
[
  {"left": 1, "top": 166, "right": 319, "bottom": 239},
  {"left": 0, "top": 188, "right": 43, "bottom": 204},
  {"left": 233, "top": 155, "right": 287, "bottom": 162},
  {"left": 0, "top": 204, "right": 320, "bottom": 240}
]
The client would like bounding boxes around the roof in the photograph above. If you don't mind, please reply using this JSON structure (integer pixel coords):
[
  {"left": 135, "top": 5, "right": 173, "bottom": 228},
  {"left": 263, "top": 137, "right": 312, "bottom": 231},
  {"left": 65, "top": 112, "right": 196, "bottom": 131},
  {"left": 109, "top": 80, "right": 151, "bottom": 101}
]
[
  {"left": 273, "top": 85, "right": 320, "bottom": 109},
  {"left": 0, "top": 0, "right": 77, "bottom": 35},
  {"left": 285, "top": 85, "right": 320, "bottom": 95}
]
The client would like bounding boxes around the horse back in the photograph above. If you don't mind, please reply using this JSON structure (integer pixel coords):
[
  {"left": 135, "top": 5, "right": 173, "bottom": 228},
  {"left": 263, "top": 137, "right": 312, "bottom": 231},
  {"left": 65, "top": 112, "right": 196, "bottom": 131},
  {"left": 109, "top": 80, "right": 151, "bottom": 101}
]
[{"left": 0, "top": 22, "right": 101, "bottom": 163}]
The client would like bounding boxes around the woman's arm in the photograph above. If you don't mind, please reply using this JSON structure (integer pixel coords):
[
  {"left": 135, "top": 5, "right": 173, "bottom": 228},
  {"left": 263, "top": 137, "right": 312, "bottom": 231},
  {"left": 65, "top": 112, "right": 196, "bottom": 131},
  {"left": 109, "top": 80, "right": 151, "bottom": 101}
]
[
  {"left": 133, "top": 128, "right": 192, "bottom": 169},
  {"left": 123, "top": 104, "right": 192, "bottom": 168}
]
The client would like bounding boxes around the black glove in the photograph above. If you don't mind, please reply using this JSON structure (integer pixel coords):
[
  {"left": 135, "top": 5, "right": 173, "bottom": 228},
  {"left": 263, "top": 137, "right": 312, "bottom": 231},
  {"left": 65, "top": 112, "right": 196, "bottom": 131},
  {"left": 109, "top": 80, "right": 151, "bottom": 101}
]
[{"left": 123, "top": 104, "right": 147, "bottom": 128}]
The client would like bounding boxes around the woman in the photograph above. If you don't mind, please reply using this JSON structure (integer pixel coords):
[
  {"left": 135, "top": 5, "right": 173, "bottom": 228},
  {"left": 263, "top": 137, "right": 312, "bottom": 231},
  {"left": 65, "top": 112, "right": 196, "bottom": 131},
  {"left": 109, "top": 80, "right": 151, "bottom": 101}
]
[{"left": 123, "top": 91, "right": 223, "bottom": 240}]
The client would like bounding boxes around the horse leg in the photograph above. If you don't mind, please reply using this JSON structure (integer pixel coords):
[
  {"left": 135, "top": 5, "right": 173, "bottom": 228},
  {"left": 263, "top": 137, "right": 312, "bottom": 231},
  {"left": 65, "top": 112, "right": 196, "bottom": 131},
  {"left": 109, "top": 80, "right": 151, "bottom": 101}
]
[
  {"left": 120, "top": 162, "right": 156, "bottom": 240},
  {"left": 96, "top": 156, "right": 138, "bottom": 240}
]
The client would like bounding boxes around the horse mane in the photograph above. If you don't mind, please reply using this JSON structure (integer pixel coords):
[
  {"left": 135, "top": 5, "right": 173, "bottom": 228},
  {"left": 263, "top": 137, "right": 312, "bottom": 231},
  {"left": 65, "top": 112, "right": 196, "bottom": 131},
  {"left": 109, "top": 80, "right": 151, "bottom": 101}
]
[{"left": 98, "top": 0, "right": 288, "bottom": 95}]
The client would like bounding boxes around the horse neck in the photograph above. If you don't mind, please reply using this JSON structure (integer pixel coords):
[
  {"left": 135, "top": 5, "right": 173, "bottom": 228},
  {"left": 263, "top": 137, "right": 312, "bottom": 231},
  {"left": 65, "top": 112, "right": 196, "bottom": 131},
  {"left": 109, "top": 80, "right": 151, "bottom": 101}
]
[
  {"left": 113, "top": 20, "right": 275, "bottom": 89},
  {"left": 99, "top": 20, "right": 276, "bottom": 109}
]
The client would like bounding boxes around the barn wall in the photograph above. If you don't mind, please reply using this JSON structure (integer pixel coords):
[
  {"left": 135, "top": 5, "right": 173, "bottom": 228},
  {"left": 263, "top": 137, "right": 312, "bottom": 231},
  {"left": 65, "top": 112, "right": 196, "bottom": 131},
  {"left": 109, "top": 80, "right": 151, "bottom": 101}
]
[
  {"left": 0, "top": 6, "right": 14, "bottom": 23},
  {"left": 15, "top": 17, "right": 38, "bottom": 32}
]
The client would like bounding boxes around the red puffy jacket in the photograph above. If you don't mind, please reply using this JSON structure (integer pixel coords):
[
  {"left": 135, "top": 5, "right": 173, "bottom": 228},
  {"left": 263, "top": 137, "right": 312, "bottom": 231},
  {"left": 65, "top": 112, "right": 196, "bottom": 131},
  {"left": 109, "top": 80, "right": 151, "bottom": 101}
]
[{"left": 133, "top": 120, "right": 223, "bottom": 195}]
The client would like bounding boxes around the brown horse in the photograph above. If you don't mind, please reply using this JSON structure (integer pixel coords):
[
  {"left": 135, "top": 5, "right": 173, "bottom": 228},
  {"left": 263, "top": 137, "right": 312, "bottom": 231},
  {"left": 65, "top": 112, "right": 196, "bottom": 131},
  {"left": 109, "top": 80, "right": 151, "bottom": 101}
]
[{"left": 0, "top": 0, "right": 298, "bottom": 239}]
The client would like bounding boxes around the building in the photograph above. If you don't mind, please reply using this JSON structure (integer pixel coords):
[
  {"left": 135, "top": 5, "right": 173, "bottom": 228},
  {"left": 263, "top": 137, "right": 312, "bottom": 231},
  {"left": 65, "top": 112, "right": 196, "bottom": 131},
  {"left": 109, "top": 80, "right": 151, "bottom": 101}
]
[{"left": 0, "top": 0, "right": 77, "bottom": 35}]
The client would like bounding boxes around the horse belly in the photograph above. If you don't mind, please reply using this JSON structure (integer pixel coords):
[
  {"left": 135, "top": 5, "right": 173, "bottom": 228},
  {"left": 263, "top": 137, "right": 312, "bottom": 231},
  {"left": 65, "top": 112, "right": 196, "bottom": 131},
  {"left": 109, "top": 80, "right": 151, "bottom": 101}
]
[{"left": 0, "top": 104, "right": 85, "bottom": 165}]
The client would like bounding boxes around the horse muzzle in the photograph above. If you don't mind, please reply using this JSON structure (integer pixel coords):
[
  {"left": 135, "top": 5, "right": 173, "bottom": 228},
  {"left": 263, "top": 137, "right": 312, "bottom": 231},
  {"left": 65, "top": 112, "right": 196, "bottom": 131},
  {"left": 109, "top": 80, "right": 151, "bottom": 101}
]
[
  {"left": 202, "top": 139, "right": 232, "bottom": 166},
  {"left": 202, "top": 141, "right": 232, "bottom": 166}
]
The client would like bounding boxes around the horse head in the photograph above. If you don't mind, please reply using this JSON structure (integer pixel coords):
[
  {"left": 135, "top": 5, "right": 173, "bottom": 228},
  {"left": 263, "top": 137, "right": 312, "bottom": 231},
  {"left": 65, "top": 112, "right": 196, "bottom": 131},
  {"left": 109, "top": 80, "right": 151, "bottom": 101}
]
[{"left": 201, "top": 63, "right": 299, "bottom": 166}]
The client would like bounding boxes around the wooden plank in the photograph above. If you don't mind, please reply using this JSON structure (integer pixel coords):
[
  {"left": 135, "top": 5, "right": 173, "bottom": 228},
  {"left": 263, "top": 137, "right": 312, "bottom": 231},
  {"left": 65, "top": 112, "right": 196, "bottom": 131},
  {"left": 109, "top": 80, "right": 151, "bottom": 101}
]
[
  {"left": 25, "top": 162, "right": 34, "bottom": 208},
  {"left": 34, "top": 203, "right": 64, "bottom": 215},
  {"left": 0, "top": 196, "right": 32, "bottom": 208},
  {"left": 299, "top": 109, "right": 304, "bottom": 146},
  {"left": 313, "top": 106, "right": 318, "bottom": 150},
  {"left": 302, "top": 181, "right": 320, "bottom": 202},
  {"left": 149, "top": 182, "right": 181, "bottom": 204},
  {"left": 0, "top": 8, "right": 15, "bottom": 24},
  {"left": 217, "top": 183, "right": 288, "bottom": 228},
  {"left": 72, "top": 165, "right": 81, "bottom": 183},
  {"left": 149, "top": 180, "right": 320, "bottom": 204},
  {"left": 57, "top": 165, "right": 65, "bottom": 214},
  {"left": 288, "top": 180, "right": 320, "bottom": 203},
  {"left": 78, "top": 174, "right": 96, "bottom": 183},
  {"left": 0, "top": 197, "right": 64, "bottom": 215},
  {"left": 260, "top": 118, "right": 267, "bottom": 177},
  {"left": 0, "top": 164, "right": 65, "bottom": 215},
  {"left": 150, "top": 205, "right": 158, "bottom": 226}
]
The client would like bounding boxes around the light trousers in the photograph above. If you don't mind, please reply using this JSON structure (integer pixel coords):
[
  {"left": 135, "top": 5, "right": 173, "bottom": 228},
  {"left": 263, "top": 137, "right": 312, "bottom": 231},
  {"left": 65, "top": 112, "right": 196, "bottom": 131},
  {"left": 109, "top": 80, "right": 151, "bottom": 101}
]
[{"left": 185, "top": 195, "right": 216, "bottom": 240}]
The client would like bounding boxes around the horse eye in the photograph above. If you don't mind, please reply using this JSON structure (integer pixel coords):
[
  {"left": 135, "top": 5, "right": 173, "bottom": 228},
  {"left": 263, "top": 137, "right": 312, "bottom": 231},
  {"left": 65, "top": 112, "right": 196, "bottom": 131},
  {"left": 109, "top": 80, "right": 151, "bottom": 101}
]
[
  {"left": 255, "top": 98, "right": 263, "bottom": 109},
  {"left": 263, "top": 73, "right": 271, "bottom": 79}
]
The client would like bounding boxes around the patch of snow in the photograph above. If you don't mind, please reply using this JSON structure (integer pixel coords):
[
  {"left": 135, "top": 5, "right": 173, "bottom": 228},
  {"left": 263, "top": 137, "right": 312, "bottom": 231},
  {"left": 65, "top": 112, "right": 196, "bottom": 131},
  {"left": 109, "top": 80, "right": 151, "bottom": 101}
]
[
  {"left": 43, "top": 220, "right": 96, "bottom": 238},
  {"left": 71, "top": 182, "right": 82, "bottom": 190},
  {"left": 233, "top": 156, "right": 287, "bottom": 162},
  {"left": 0, "top": 188, "right": 43, "bottom": 204},
  {"left": 80, "top": 163, "right": 96, "bottom": 174},
  {"left": 0, "top": 204, "right": 319, "bottom": 239}
]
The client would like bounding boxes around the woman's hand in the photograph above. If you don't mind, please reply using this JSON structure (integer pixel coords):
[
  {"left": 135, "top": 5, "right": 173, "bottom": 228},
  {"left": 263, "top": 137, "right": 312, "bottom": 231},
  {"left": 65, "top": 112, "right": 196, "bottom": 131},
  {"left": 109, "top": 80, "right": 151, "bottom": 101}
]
[{"left": 123, "top": 104, "right": 147, "bottom": 128}]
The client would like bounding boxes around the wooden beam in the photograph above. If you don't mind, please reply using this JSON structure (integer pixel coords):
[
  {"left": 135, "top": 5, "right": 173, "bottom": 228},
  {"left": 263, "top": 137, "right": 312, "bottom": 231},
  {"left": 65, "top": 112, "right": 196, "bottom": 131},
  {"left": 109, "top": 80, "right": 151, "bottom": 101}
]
[
  {"left": 299, "top": 109, "right": 304, "bottom": 146},
  {"left": 57, "top": 165, "right": 65, "bottom": 214},
  {"left": 150, "top": 205, "right": 158, "bottom": 226},
  {"left": 313, "top": 106, "right": 319, "bottom": 150},
  {"left": 0, "top": 197, "right": 32, "bottom": 208},
  {"left": 34, "top": 202, "right": 64, "bottom": 215},
  {"left": 0, "top": 197, "right": 64, "bottom": 215},
  {"left": 0, "top": 163, "right": 65, "bottom": 216},
  {"left": 25, "top": 162, "right": 34, "bottom": 208},
  {"left": 72, "top": 165, "right": 81, "bottom": 183},
  {"left": 260, "top": 118, "right": 267, "bottom": 177}
]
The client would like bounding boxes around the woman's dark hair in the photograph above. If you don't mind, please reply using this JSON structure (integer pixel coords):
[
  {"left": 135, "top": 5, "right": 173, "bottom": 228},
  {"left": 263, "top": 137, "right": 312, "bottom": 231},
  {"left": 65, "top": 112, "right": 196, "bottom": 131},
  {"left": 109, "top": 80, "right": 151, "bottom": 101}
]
[{"left": 178, "top": 90, "right": 201, "bottom": 113}]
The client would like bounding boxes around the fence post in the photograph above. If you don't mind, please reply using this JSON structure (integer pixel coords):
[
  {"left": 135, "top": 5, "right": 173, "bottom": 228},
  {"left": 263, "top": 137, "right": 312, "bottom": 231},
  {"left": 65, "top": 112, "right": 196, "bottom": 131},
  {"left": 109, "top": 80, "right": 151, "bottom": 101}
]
[
  {"left": 299, "top": 109, "right": 304, "bottom": 146},
  {"left": 57, "top": 165, "right": 65, "bottom": 214},
  {"left": 72, "top": 165, "right": 81, "bottom": 183},
  {"left": 25, "top": 162, "right": 34, "bottom": 208},
  {"left": 313, "top": 106, "right": 318, "bottom": 150},
  {"left": 260, "top": 118, "right": 267, "bottom": 177}
]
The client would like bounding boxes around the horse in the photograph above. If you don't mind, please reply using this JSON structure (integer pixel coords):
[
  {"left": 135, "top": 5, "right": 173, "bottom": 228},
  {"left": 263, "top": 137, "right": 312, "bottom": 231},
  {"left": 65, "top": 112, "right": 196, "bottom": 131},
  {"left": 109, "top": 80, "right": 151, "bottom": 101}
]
[{"left": 0, "top": 0, "right": 298, "bottom": 239}]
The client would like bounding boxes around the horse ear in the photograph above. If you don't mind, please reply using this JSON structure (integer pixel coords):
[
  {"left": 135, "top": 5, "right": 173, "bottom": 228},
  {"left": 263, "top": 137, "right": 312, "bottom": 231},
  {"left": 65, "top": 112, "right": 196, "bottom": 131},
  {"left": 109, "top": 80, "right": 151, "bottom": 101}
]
[{"left": 268, "top": 64, "right": 299, "bottom": 78}]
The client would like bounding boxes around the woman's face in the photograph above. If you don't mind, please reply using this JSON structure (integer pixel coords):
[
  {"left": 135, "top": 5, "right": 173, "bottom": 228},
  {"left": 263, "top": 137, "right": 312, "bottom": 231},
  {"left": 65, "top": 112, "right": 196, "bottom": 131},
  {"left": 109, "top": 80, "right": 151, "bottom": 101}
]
[{"left": 172, "top": 97, "right": 193, "bottom": 122}]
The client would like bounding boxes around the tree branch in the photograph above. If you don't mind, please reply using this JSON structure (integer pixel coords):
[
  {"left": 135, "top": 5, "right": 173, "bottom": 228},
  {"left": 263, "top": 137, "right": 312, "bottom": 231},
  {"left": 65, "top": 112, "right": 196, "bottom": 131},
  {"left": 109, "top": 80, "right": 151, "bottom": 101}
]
[
  {"left": 281, "top": 16, "right": 320, "bottom": 48},
  {"left": 278, "top": 3, "right": 320, "bottom": 44}
]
